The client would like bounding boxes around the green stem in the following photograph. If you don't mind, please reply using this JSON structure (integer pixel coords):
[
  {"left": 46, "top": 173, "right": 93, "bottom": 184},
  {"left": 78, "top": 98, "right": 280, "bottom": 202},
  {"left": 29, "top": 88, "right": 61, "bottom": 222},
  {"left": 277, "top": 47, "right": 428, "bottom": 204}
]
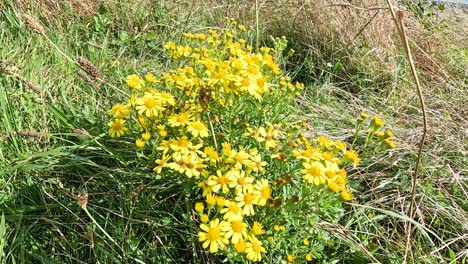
[
  {"left": 83, "top": 207, "right": 118, "bottom": 247},
  {"left": 255, "top": 0, "right": 260, "bottom": 51},
  {"left": 207, "top": 112, "right": 218, "bottom": 150},
  {"left": 351, "top": 122, "right": 361, "bottom": 149}
]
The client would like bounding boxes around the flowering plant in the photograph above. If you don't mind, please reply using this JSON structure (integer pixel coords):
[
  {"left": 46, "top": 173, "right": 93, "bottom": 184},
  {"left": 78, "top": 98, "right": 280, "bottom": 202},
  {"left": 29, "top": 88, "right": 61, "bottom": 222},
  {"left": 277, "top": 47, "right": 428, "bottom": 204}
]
[{"left": 106, "top": 18, "right": 394, "bottom": 263}]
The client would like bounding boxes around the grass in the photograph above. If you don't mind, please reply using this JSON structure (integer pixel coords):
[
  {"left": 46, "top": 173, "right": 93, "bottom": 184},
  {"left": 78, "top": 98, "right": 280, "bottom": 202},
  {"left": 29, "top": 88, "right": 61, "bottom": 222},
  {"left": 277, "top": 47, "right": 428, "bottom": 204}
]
[{"left": 1, "top": 0, "right": 467, "bottom": 263}]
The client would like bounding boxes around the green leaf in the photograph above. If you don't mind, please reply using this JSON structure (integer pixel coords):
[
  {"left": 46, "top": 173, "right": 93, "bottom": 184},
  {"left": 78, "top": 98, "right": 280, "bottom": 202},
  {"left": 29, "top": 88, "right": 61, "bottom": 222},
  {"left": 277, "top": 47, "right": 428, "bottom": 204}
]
[
  {"left": 0, "top": 213, "right": 5, "bottom": 264},
  {"left": 448, "top": 247, "right": 456, "bottom": 260},
  {"left": 146, "top": 32, "right": 157, "bottom": 41}
]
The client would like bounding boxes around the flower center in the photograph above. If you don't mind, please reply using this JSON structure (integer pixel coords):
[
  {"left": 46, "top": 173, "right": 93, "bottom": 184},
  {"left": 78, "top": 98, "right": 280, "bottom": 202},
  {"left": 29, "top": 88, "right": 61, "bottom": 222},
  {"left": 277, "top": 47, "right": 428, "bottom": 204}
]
[
  {"left": 229, "top": 203, "right": 240, "bottom": 213},
  {"left": 144, "top": 98, "right": 157, "bottom": 109},
  {"left": 252, "top": 240, "right": 262, "bottom": 252},
  {"left": 178, "top": 139, "right": 190, "bottom": 147},
  {"left": 244, "top": 193, "right": 254, "bottom": 204},
  {"left": 231, "top": 221, "right": 244, "bottom": 232},
  {"left": 208, "top": 227, "right": 221, "bottom": 241},
  {"left": 177, "top": 114, "right": 189, "bottom": 123},
  {"left": 308, "top": 166, "right": 322, "bottom": 177},
  {"left": 237, "top": 177, "right": 246, "bottom": 185}
]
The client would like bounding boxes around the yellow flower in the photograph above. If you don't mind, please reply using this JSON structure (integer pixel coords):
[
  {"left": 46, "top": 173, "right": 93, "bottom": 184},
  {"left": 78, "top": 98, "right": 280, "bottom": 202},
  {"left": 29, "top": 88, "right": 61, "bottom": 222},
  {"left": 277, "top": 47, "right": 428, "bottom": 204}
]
[
  {"left": 157, "top": 92, "right": 176, "bottom": 106},
  {"left": 228, "top": 170, "right": 254, "bottom": 194},
  {"left": 145, "top": 72, "right": 157, "bottom": 83},
  {"left": 200, "top": 214, "right": 209, "bottom": 223},
  {"left": 168, "top": 112, "right": 193, "bottom": 127},
  {"left": 159, "top": 129, "right": 167, "bottom": 137},
  {"left": 169, "top": 137, "right": 196, "bottom": 154},
  {"left": 203, "top": 146, "right": 219, "bottom": 162},
  {"left": 164, "top": 41, "right": 176, "bottom": 51},
  {"left": 245, "top": 235, "right": 266, "bottom": 262},
  {"left": 154, "top": 154, "right": 171, "bottom": 174},
  {"left": 344, "top": 150, "right": 361, "bottom": 168},
  {"left": 220, "top": 200, "right": 243, "bottom": 221},
  {"left": 231, "top": 149, "right": 250, "bottom": 169},
  {"left": 135, "top": 138, "right": 145, "bottom": 148},
  {"left": 207, "top": 170, "right": 234, "bottom": 193},
  {"left": 292, "top": 145, "right": 321, "bottom": 161},
  {"left": 167, "top": 152, "right": 204, "bottom": 178},
  {"left": 301, "top": 161, "right": 326, "bottom": 186},
  {"left": 303, "top": 238, "right": 310, "bottom": 246},
  {"left": 374, "top": 130, "right": 385, "bottom": 137},
  {"left": 328, "top": 181, "right": 345, "bottom": 193},
  {"left": 187, "top": 120, "right": 209, "bottom": 138},
  {"left": 274, "top": 225, "right": 285, "bottom": 232},
  {"left": 287, "top": 254, "right": 296, "bottom": 263},
  {"left": 223, "top": 216, "right": 247, "bottom": 244},
  {"left": 305, "top": 254, "right": 313, "bottom": 261},
  {"left": 216, "top": 196, "right": 226, "bottom": 207},
  {"left": 253, "top": 179, "right": 271, "bottom": 206},
  {"left": 108, "top": 103, "right": 129, "bottom": 118},
  {"left": 195, "top": 202, "right": 204, "bottom": 212},
  {"left": 385, "top": 129, "right": 394, "bottom": 138},
  {"left": 372, "top": 115, "right": 385, "bottom": 128},
  {"left": 235, "top": 238, "right": 247, "bottom": 253},
  {"left": 206, "top": 193, "right": 217, "bottom": 207},
  {"left": 384, "top": 138, "right": 397, "bottom": 148},
  {"left": 108, "top": 119, "right": 128, "bottom": 137},
  {"left": 316, "top": 135, "right": 334, "bottom": 150},
  {"left": 249, "top": 154, "right": 267, "bottom": 174},
  {"left": 335, "top": 141, "right": 347, "bottom": 152},
  {"left": 222, "top": 142, "right": 234, "bottom": 157},
  {"left": 141, "top": 131, "right": 151, "bottom": 141},
  {"left": 198, "top": 218, "right": 229, "bottom": 253},
  {"left": 136, "top": 93, "right": 165, "bottom": 117},
  {"left": 256, "top": 127, "right": 279, "bottom": 149},
  {"left": 340, "top": 189, "right": 353, "bottom": 201},
  {"left": 235, "top": 190, "right": 256, "bottom": 216},
  {"left": 251, "top": 221, "right": 265, "bottom": 236},
  {"left": 126, "top": 74, "right": 145, "bottom": 90}
]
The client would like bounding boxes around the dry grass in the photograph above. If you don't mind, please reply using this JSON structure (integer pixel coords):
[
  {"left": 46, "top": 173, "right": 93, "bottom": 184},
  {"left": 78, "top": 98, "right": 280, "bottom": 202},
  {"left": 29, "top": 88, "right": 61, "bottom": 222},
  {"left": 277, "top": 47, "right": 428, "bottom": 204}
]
[{"left": 16, "top": 0, "right": 96, "bottom": 19}]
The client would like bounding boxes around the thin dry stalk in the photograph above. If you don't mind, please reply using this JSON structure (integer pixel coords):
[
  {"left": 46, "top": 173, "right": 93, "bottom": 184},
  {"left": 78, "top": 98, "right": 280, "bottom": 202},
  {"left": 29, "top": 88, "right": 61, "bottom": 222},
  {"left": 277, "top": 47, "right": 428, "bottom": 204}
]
[{"left": 385, "top": 1, "right": 429, "bottom": 263}]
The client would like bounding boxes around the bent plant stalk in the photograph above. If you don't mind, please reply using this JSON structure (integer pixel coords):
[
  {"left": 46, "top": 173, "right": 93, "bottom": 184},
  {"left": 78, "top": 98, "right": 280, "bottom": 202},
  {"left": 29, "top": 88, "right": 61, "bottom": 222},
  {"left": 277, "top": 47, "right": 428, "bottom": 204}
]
[{"left": 385, "top": 0, "right": 429, "bottom": 263}]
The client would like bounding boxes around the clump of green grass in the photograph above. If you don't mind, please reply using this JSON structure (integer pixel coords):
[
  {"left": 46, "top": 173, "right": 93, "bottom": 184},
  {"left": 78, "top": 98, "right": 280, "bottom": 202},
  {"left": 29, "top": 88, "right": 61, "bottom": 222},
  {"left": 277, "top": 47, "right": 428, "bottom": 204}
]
[{"left": 1, "top": 1, "right": 220, "bottom": 262}]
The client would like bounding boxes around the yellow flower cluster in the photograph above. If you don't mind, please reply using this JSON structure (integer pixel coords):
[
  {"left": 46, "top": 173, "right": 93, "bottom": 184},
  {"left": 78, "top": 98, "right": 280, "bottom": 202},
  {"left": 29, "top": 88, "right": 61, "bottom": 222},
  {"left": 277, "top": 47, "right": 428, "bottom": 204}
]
[
  {"left": 195, "top": 143, "right": 270, "bottom": 261},
  {"left": 358, "top": 113, "right": 397, "bottom": 149},
  {"left": 107, "top": 18, "right": 362, "bottom": 262},
  {"left": 293, "top": 135, "right": 355, "bottom": 199}
]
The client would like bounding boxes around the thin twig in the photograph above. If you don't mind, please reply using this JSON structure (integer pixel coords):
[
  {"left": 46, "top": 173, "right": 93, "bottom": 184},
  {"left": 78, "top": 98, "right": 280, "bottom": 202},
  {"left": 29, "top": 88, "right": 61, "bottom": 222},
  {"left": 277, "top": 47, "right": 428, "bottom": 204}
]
[
  {"left": 384, "top": 1, "right": 429, "bottom": 263},
  {"left": 354, "top": 11, "right": 380, "bottom": 41}
]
